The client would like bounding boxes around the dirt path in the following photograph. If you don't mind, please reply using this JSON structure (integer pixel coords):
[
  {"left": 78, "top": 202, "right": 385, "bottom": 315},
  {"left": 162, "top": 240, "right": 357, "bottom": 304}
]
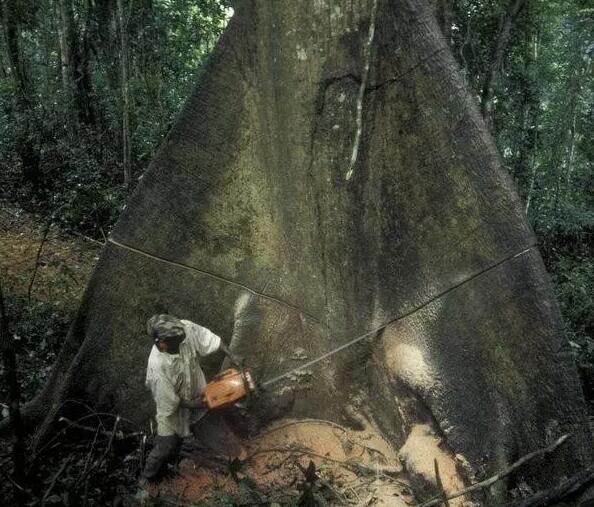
[{"left": 0, "top": 202, "right": 101, "bottom": 309}]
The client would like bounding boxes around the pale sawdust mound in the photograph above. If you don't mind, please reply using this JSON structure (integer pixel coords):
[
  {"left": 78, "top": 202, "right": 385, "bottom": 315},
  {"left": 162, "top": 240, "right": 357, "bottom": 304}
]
[
  {"left": 398, "top": 424, "right": 470, "bottom": 507},
  {"left": 150, "top": 418, "right": 415, "bottom": 506}
]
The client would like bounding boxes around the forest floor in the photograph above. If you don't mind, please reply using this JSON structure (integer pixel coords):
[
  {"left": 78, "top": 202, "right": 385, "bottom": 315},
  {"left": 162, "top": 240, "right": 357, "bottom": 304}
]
[{"left": 0, "top": 201, "right": 101, "bottom": 307}]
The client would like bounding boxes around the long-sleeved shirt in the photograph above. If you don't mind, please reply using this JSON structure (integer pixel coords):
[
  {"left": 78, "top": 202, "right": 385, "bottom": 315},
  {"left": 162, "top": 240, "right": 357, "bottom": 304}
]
[{"left": 145, "top": 320, "right": 221, "bottom": 437}]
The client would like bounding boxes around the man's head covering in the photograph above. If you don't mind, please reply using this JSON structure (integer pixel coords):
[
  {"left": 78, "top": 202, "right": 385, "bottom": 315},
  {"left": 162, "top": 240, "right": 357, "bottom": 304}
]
[{"left": 147, "top": 314, "right": 185, "bottom": 343}]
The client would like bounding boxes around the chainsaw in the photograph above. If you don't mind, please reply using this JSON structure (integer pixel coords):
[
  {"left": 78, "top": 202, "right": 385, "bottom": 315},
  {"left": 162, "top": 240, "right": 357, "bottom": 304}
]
[
  {"left": 201, "top": 323, "right": 380, "bottom": 410},
  {"left": 201, "top": 367, "right": 258, "bottom": 409}
]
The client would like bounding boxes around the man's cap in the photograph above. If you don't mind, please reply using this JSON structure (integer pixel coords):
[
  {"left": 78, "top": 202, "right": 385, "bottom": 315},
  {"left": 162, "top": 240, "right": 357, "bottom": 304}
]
[{"left": 147, "top": 314, "right": 185, "bottom": 343}]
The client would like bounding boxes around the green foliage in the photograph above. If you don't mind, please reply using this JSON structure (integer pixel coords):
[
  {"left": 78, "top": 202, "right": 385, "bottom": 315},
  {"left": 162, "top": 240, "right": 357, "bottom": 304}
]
[
  {"left": 0, "top": 296, "right": 72, "bottom": 403},
  {"left": 556, "top": 255, "right": 594, "bottom": 400},
  {"left": 0, "top": 0, "right": 231, "bottom": 237}
]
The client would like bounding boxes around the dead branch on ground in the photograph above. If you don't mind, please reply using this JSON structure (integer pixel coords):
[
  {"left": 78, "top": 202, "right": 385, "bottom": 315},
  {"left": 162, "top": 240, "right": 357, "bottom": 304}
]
[
  {"left": 504, "top": 464, "right": 594, "bottom": 507},
  {"left": 41, "top": 457, "right": 69, "bottom": 506},
  {"left": 27, "top": 218, "right": 52, "bottom": 301},
  {"left": 58, "top": 416, "right": 143, "bottom": 440},
  {"left": 434, "top": 459, "right": 450, "bottom": 507}
]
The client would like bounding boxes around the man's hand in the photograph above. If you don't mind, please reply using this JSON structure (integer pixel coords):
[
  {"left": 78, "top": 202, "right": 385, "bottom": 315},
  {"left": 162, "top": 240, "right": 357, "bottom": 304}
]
[{"left": 179, "top": 396, "right": 206, "bottom": 410}]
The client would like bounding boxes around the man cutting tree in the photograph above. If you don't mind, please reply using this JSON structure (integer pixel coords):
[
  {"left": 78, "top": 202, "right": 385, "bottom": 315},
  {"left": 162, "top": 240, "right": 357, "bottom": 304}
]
[{"left": 141, "top": 313, "right": 241, "bottom": 482}]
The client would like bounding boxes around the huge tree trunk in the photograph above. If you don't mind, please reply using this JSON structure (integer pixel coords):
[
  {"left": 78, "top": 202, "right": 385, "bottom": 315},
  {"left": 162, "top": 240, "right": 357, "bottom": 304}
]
[{"left": 24, "top": 0, "right": 592, "bottom": 503}]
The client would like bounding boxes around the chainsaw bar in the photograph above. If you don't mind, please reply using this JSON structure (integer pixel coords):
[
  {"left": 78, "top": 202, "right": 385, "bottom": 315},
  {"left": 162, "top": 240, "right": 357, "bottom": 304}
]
[{"left": 261, "top": 327, "right": 380, "bottom": 388}]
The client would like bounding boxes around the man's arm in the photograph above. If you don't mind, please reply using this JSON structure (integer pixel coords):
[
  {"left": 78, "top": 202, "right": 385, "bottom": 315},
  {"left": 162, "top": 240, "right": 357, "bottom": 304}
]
[
  {"left": 219, "top": 341, "right": 242, "bottom": 367},
  {"left": 183, "top": 320, "right": 241, "bottom": 365}
]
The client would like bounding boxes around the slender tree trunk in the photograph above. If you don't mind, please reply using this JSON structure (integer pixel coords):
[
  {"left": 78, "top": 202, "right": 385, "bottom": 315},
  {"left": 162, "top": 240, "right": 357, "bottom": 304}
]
[
  {"left": 56, "top": 0, "right": 71, "bottom": 101},
  {"left": 523, "top": 30, "right": 540, "bottom": 216},
  {"left": 57, "top": 0, "right": 95, "bottom": 127},
  {"left": 551, "top": 64, "right": 582, "bottom": 217},
  {"left": 1, "top": 0, "right": 40, "bottom": 187},
  {"left": 1, "top": 0, "right": 29, "bottom": 98},
  {"left": 565, "top": 112, "right": 577, "bottom": 195},
  {"left": 562, "top": 65, "right": 582, "bottom": 200},
  {"left": 117, "top": 0, "right": 132, "bottom": 186},
  {"left": 524, "top": 127, "right": 538, "bottom": 215},
  {"left": 57, "top": 0, "right": 76, "bottom": 123},
  {"left": 480, "top": 0, "right": 527, "bottom": 123},
  {"left": 94, "top": 0, "right": 119, "bottom": 89},
  {"left": 0, "top": 280, "right": 26, "bottom": 506}
]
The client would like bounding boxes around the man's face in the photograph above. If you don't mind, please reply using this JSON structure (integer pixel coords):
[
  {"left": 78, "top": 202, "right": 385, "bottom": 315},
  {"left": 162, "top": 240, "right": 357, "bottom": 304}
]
[{"left": 156, "top": 334, "right": 185, "bottom": 354}]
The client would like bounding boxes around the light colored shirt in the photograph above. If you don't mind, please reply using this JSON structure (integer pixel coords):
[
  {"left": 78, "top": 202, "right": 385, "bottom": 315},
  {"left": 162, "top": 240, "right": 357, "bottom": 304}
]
[{"left": 145, "top": 320, "right": 221, "bottom": 437}]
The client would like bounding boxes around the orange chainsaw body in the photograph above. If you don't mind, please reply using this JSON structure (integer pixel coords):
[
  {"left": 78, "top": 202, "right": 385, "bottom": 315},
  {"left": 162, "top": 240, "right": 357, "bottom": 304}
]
[{"left": 201, "top": 368, "right": 256, "bottom": 409}]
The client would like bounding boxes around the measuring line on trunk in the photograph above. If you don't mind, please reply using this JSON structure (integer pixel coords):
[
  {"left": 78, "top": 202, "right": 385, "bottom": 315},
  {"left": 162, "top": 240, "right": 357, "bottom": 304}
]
[{"left": 262, "top": 244, "right": 537, "bottom": 387}]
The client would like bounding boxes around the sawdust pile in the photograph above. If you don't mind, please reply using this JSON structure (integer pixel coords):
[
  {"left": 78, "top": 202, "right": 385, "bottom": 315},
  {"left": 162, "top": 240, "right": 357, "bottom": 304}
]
[
  {"left": 148, "top": 418, "right": 416, "bottom": 506},
  {"left": 398, "top": 424, "right": 470, "bottom": 507}
]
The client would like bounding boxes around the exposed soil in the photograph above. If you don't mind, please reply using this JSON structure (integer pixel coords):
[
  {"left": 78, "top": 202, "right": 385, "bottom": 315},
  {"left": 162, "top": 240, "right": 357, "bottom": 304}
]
[{"left": 0, "top": 202, "right": 101, "bottom": 307}]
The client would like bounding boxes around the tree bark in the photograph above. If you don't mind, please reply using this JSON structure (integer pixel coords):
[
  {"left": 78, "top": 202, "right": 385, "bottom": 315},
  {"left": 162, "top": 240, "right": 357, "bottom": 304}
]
[{"left": 432, "top": 0, "right": 453, "bottom": 44}]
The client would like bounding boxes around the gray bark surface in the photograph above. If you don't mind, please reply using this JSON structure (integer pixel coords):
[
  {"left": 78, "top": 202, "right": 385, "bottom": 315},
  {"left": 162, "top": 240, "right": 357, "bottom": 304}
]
[{"left": 28, "top": 0, "right": 592, "bottom": 501}]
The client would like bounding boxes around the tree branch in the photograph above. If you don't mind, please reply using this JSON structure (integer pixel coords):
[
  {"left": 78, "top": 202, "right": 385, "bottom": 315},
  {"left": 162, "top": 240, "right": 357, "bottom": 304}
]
[
  {"left": 27, "top": 219, "right": 52, "bottom": 302},
  {"left": 416, "top": 434, "right": 571, "bottom": 507},
  {"left": 504, "top": 464, "right": 594, "bottom": 507}
]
